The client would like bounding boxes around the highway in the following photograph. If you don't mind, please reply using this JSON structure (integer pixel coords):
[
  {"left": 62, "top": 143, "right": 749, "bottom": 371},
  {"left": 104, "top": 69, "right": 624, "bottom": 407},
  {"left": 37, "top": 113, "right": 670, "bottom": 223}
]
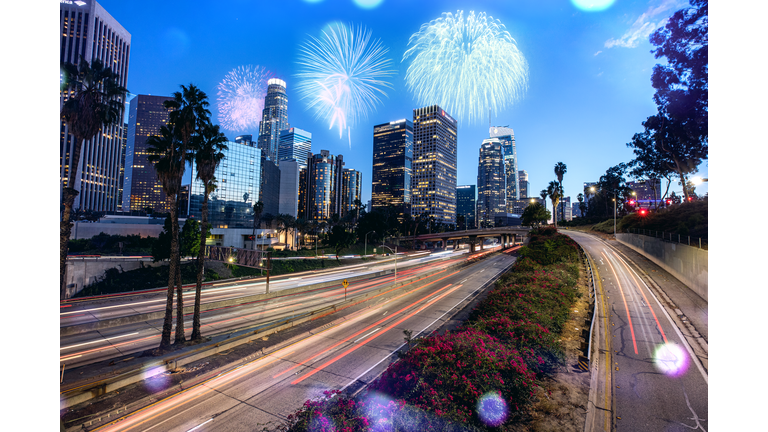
[
  {"left": 564, "top": 231, "right": 707, "bottom": 432},
  {"left": 88, "top": 251, "right": 517, "bottom": 432},
  {"left": 60, "top": 249, "right": 484, "bottom": 369}
]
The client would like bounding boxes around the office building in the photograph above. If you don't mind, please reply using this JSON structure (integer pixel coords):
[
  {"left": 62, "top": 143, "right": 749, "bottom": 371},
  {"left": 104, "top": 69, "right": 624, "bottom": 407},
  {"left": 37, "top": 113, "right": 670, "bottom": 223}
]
[
  {"left": 341, "top": 169, "right": 363, "bottom": 218},
  {"left": 278, "top": 128, "right": 312, "bottom": 169},
  {"left": 235, "top": 135, "right": 253, "bottom": 145},
  {"left": 117, "top": 122, "right": 128, "bottom": 211},
  {"left": 257, "top": 78, "right": 288, "bottom": 163},
  {"left": 572, "top": 202, "right": 583, "bottom": 218},
  {"left": 372, "top": 119, "right": 413, "bottom": 220},
  {"left": 299, "top": 150, "right": 345, "bottom": 221},
  {"left": 456, "top": 185, "right": 476, "bottom": 230},
  {"left": 557, "top": 196, "right": 572, "bottom": 222},
  {"left": 278, "top": 160, "right": 300, "bottom": 218},
  {"left": 518, "top": 170, "right": 529, "bottom": 198},
  {"left": 188, "top": 141, "right": 262, "bottom": 229},
  {"left": 511, "top": 197, "right": 544, "bottom": 216},
  {"left": 122, "top": 95, "right": 173, "bottom": 213},
  {"left": 628, "top": 180, "right": 663, "bottom": 208},
  {"left": 490, "top": 126, "right": 520, "bottom": 213},
  {"left": 260, "top": 155, "right": 281, "bottom": 217},
  {"left": 411, "top": 105, "right": 458, "bottom": 225},
  {"left": 476, "top": 139, "right": 506, "bottom": 228},
  {"left": 60, "top": 0, "right": 131, "bottom": 212}
]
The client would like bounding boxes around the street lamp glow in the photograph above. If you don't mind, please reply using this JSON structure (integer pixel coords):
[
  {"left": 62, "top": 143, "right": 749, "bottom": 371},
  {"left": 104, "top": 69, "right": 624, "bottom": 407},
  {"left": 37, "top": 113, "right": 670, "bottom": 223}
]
[{"left": 690, "top": 176, "right": 708, "bottom": 185}]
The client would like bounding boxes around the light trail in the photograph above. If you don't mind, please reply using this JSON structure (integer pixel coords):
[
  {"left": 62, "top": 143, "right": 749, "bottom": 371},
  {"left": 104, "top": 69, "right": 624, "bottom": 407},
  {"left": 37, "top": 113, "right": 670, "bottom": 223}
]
[{"left": 602, "top": 250, "right": 638, "bottom": 355}]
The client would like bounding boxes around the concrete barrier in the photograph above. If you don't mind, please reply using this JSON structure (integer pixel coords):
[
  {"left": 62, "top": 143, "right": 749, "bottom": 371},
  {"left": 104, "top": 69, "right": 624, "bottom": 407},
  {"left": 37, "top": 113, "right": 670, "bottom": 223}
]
[{"left": 615, "top": 233, "right": 707, "bottom": 301}]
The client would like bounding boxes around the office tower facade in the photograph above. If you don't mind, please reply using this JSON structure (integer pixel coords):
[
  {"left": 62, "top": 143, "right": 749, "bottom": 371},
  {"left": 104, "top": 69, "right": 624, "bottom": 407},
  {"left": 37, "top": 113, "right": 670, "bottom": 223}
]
[
  {"left": 557, "top": 196, "right": 572, "bottom": 222},
  {"left": 341, "top": 169, "right": 363, "bottom": 218},
  {"left": 490, "top": 126, "right": 519, "bottom": 212},
  {"left": 627, "top": 180, "right": 662, "bottom": 208},
  {"left": 511, "top": 197, "right": 543, "bottom": 216},
  {"left": 518, "top": 170, "right": 529, "bottom": 198},
  {"left": 299, "top": 150, "right": 345, "bottom": 221},
  {"left": 260, "top": 155, "right": 281, "bottom": 217},
  {"left": 456, "top": 185, "right": 476, "bottom": 230},
  {"left": 60, "top": 0, "right": 131, "bottom": 212},
  {"left": 122, "top": 95, "right": 173, "bottom": 213},
  {"left": 278, "top": 160, "right": 300, "bottom": 218},
  {"left": 476, "top": 139, "right": 506, "bottom": 228},
  {"left": 412, "top": 106, "right": 458, "bottom": 225},
  {"left": 188, "top": 141, "right": 262, "bottom": 229},
  {"left": 117, "top": 122, "right": 128, "bottom": 211},
  {"left": 278, "top": 128, "right": 312, "bottom": 169},
  {"left": 372, "top": 119, "right": 413, "bottom": 220},
  {"left": 257, "top": 78, "right": 288, "bottom": 163},
  {"left": 235, "top": 135, "right": 253, "bottom": 145}
]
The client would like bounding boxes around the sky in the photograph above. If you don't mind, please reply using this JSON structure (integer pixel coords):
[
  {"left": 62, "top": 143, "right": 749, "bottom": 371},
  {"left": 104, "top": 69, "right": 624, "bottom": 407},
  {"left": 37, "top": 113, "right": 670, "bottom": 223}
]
[{"left": 96, "top": 0, "right": 708, "bottom": 206}]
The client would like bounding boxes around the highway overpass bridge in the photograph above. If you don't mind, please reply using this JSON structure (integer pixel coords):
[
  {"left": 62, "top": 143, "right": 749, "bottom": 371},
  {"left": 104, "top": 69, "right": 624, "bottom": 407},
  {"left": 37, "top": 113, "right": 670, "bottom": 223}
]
[{"left": 411, "top": 226, "right": 532, "bottom": 252}]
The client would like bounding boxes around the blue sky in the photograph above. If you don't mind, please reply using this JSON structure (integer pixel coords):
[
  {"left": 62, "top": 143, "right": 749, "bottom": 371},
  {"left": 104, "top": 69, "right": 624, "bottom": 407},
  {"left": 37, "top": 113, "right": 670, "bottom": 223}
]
[{"left": 99, "top": 0, "right": 707, "bottom": 205}]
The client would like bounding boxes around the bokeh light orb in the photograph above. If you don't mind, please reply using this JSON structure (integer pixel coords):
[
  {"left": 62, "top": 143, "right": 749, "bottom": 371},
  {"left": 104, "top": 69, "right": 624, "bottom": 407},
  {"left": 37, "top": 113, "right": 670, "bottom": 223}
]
[
  {"left": 653, "top": 343, "right": 689, "bottom": 377},
  {"left": 142, "top": 367, "right": 171, "bottom": 393},
  {"left": 353, "top": 0, "right": 384, "bottom": 9},
  {"left": 476, "top": 391, "right": 508, "bottom": 427},
  {"left": 571, "top": 0, "right": 616, "bottom": 12}
]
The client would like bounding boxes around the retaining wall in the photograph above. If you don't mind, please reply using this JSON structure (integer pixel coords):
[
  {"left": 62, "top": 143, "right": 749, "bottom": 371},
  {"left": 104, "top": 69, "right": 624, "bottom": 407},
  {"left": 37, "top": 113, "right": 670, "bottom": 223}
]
[{"left": 615, "top": 233, "right": 707, "bottom": 301}]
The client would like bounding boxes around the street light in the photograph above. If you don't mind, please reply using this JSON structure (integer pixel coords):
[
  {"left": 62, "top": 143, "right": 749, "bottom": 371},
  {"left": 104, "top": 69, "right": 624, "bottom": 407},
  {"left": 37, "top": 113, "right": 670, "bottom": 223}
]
[
  {"left": 691, "top": 176, "right": 708, "bottom": 185},
  {"left": 379, "top": 244, "right": 397, "bottom": 283},
  {"left": 365, "top": 230, "right": 376, "bottom": 258}
]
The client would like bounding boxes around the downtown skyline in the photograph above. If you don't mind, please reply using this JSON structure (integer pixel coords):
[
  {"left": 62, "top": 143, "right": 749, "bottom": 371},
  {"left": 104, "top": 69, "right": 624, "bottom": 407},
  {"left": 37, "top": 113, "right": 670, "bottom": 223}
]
[{"left": 95, "top": 0, "right": 708, "bottom": 207}]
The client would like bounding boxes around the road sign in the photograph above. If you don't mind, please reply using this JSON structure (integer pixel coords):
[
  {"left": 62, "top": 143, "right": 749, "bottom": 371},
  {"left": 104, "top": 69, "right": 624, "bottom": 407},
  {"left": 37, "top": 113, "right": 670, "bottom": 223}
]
[{"left": 342, "top": 279, "right": 349, "bottom": 288}]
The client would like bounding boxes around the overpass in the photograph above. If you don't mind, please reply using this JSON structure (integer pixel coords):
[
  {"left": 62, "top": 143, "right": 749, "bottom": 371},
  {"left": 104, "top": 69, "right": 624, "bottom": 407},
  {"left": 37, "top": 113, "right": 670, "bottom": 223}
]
[{"left": 410, "top": 226, "right": 532, "bottom": 252}]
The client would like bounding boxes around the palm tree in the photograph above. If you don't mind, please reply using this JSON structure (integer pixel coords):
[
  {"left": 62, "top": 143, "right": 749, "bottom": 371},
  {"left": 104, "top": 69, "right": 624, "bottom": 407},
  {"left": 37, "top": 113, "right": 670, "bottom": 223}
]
[
  {"left": 540, "top": 189, "right": 549, "bottom": 215},
  {"left": 146, "top": 125, "right": 186, "bottom": 351},
  {"left": 190, "top": 123, "right": 228, "bottom": 341},
  {"left": 282, "top": 214, "right": 296, "bottom": 249},
  {"left": 252, "top": 201, "right": 264, "bottom": 251},
  {"left": 546, "top": 181, "right": 563, "bottom": 229},
  {"left": 295, "top": 218, "right": 309, "bottom": 250},
  {"left": 60, "top": 57, "right": 128, "bottom": 299},
  {"left": 554, "top": 162, "right": 568, "bottom": 224}
]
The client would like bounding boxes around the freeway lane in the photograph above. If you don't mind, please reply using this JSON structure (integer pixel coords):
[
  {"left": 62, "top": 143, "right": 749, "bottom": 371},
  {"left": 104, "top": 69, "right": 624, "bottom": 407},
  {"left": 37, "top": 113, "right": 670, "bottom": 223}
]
[
  {"left": 91, "top": 252, "right": 516, "bottom": 432},
  {"left": 565, "top": 231, "right": 707, "bottom": 432},
  {"left": 60, "top": 251, "right": 472, "bottom": 370}
]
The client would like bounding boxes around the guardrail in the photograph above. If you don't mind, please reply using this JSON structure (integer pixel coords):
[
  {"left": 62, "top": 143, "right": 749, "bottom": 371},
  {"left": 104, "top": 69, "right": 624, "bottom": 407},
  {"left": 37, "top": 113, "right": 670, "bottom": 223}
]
[{"left": 627, "top": 228, "right": 708, "bottom": 250}]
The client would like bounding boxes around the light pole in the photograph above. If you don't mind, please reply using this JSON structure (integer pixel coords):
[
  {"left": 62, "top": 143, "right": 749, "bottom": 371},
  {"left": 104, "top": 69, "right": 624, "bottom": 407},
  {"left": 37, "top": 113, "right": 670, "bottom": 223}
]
[
  {"left": 365, "top": 230, "right": 376, "bottom": 258},
  {"left": 613, "top": 196, "right": 617, "bottom": 236},
  {"left": 379, "top": 244, "right": 397, "bottom": 283}
]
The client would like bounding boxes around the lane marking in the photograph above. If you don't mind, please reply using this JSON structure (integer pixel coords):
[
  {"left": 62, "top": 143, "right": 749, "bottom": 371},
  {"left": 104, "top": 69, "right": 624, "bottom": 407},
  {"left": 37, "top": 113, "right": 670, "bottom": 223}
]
[
  {"left": 61, "top": 332, "right": 139, "bottom": 351},
  {"left": 354, "top": 328, "right": 381, "bottom": 343},
  {"left": 602, "top": 251, "right": 638, "bottom": 355}
]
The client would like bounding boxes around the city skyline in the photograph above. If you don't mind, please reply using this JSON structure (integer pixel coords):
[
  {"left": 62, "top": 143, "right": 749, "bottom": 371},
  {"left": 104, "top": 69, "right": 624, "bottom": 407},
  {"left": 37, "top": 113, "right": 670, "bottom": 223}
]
[{"left": 91, "top": 0, "right": 708, "bottom": 210}]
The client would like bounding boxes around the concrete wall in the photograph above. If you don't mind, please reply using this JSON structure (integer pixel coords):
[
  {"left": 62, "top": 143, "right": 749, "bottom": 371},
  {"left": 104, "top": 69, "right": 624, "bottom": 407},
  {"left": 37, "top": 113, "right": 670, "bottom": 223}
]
[
  {"left": 64, "top": 257, "right": 168, "bottom": 298},
  {"left": 616, "top": 233, "right": 707, "bottom": 302},
  {"left": 72, "top": 222, "right": 164, "bottom": 240}
]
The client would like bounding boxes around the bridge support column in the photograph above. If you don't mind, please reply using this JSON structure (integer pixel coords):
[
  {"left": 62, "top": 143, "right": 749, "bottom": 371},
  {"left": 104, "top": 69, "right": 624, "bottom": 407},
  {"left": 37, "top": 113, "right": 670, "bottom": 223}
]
[
  {"left": 442, "top": 238, "right": 449, "bottom": 250},
  {"left": 468, "top": 235, "right": 477, "bottom": 253},
  {"left": 479, "top": 238, "right": 484, "bottom": 250}
]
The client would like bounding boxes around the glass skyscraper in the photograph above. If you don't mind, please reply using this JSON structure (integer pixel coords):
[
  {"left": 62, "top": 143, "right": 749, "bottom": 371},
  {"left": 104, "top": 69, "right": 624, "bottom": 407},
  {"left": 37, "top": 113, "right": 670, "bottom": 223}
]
[
  {"left": 412, "top": 106, "right": 458, "bottom": 225},
  {"left": 278, "top": 127, "right": 312, "bottom": 170},
  {"left": 456, "top": 185, "right": 476, "bottom": 230},
  {"left": 341, "top": 169, "right": 362, "bottom": 218},
  {"left": 257, "top": 78, "right": 288, "bottom": 163},
  {"left": 60, "top": 0, "right": 131, "bottom": 212},
  {"left": 518, "top": 170, "right": 529, "bottom": 198},
  {"left": 299, "top": 150, "right": 345, "bottom": 221},
  {"left": 477, "top": 139, "right": 505, "bottom": 228},
  {"left": 372, "top": 119, "right": 413, "bottom": 221},
  {"left": 188, "top": 141, "right": 262, "bottom": 229},
  {"left": 490, "top": 126, "right": 520, "bottom": 213}
]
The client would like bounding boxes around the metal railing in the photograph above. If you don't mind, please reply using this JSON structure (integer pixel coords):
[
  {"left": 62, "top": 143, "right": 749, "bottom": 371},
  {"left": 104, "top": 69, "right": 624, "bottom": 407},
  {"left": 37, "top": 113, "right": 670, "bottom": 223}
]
[{"left": 627, "top": 228, "right": 708, "bottom": 250}]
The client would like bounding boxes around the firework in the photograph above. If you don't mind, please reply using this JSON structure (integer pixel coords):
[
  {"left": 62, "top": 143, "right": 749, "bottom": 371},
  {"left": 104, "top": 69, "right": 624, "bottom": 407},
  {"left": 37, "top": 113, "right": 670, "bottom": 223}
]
[
  {"left": 296, "top": 22, "right": 395, "bottom": 139},
  {"left": 217, "top": 65, "right": 275, "bottom": 132},
  {"left": 403, "top": 11, "right": 529, "bottom": 125}
]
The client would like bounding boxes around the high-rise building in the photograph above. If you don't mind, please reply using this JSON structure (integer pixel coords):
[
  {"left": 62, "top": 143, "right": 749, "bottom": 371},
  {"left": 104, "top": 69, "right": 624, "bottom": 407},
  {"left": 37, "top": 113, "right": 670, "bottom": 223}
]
[
  {"left": 490, "top": 126, "right": 519, "bottom": 212},
  {"left": 476, "top": 139, "right": 506, "bottom": 228},
  {"left": 456, "top": 185, "right": 476, "bottom": 230},
  {"left": 117, "top": 122, "right": 128, "bottom": 211},
  {"left": 278, "top": 160, "right": 300, "bottom": 218},
  {"left": 341, "top": 169, "right": 363, "bottom": 218},
  {"left": 257, "top": 78, "right": 288, "bottom": 163},
  {"left": 235, "top": 135, "right": 253, "bottom": 145},
  {"left": 60, "top": 0, "right": 131, "bottom": 212},
  {"left": 511, "top": 197, "right": 543, "bottom": 216},
  {"left": 260, "top": 155, "right": 281, "bottom": 217},
  {"left": 122, "top": 95, "right": 173, "bottom": 213},
  {"left": 557, "top": 196, "right": 572, "bottom": 222},
  {"left": 411, "top": 106, "right": 458, "bottom": 225},
  {"left": 518, "top": 170, "right": 529, "bottom": 198},
  {"left": 188, "top": 141, "right": 262, "bottom": 229},
  {"left": 299, "top": 150, "right": 345, "bottom": 221},
  {"left": 372, "top": 119, "right": 413, "bottom": 220},
  {"left": 627, "top": 180, "right": 662, "bottom": 208},
  {"left": 278, "top": 128, "right": 312, "bottom": 169}
]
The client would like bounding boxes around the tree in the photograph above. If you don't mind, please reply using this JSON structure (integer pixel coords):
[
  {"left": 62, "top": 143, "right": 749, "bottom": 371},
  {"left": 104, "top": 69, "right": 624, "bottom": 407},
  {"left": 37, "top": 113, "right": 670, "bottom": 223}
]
[
  {"left": 546, "top": 181, "right": 563, "bottom": 229},
  {"left": 577, "top": 193, "right": 586, "bottom": 217},
  {"left": 60, "top": 57, "right": 128, "bottom": 299},
  {"left": 179, "top": 218, "right": 201, "bottom": 258},
  {"left": 152, "top": 215, "right": 173, "bottom": 263},
  {"left": 554, "top": 162, "right": 567, "bottom": 223},
  {"left": 252, "top": 201, "right": 264, "bottom": 250},
  {"left": 327, "top": 225, "right": 356, "bottom": 260},
  {"left": 626, "top": 128, "right": 675, "bottom": 208},
  {"left": 191, "top": 122, "right": 228, "bottom": 341},
  {"left": 539, "top": 189, "right": 548, "bottom": 214},
  {"left": 522, "top": 202, "right": 550, "bottom": 227}
]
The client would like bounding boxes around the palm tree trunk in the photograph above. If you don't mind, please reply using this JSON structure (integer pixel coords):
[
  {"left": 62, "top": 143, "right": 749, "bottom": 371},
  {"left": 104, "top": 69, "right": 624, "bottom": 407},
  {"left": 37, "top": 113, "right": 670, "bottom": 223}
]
[
  {"left": 171, "top": 199, "right": 185, "bottom": 344},
  {"left": 192, "top": 189, "right": 209, "bottom": 341},
  {"left": 159, "top": 194, "right": 177, "bottom": 352},
  {"left": 60, "top": 137, "right": 86, "bottom": 299}
]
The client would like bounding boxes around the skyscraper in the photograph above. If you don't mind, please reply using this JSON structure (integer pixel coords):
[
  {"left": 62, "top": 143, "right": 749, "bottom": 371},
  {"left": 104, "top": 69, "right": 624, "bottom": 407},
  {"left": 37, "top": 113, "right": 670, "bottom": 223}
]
[
  {"left": 341, "top": 169, "right": 362, "bottom": 218},
  {"left": 260, "top": 155, "right": 280, "bottom": 217},
  {"left": 518, "top": 170, "right": 529, "bottom": 198},
  {"left": 278, "top": 127, "right": 312, "bottom": 169},
  {"left": 60, "top": 0, "right": 131, "bottom": 212},
  {"left": 278, "top": 160, "right": 300, "bottom": 218},
  {"left": 372, "top": 119, "right": 413, "bottom": 220},
  {"left": 456, "top": 185, "right": 476, "bottom": 230},
  {"left": 299, "top": 150, "right": 345, "bottom": 221},
  {"left": 412, "top": 106, "right": 458, "bottom": 225},
  {"left": 257, "top": 78, "right": 288, "bottom": 163},
  {"left": 476, "top": 139, "right": 505, "bottom": 228},
  {"left": 122, "top": 95, "right": 173, "bottom": 213},
  {"left": 490, "top": 126, "right": 519, "bottom": 213}
]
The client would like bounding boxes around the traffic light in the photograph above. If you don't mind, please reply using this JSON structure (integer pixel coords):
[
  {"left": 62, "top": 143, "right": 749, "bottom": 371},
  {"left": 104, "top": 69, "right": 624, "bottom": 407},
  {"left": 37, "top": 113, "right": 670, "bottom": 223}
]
[{"left": 628, "top": 200, "right": 635, "bottom": 205}]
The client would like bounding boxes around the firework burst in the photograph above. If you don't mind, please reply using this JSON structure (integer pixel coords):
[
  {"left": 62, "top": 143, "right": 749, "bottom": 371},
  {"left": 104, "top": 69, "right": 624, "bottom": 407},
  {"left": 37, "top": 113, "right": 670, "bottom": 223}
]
[
  {"left": 403, "top": 11, "right": 529, "bottom": 124},
  {"left": 217, "top": 65, "right": 275, "bottom": 132},
  {"left": 296, "top": 22, "right": 395, "bottom": 140}
]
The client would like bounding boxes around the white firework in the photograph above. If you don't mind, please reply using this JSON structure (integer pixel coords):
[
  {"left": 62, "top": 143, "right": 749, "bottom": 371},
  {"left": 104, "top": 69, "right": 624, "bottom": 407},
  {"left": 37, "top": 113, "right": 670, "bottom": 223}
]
[
  {"left": 403, "top": 11, "right": 529, "bottom": 124},
  {"left": 217, "top": 65, "right": 275, "bottom": 132},
  {"left": 296, "top": 22, "right": 395, "bottom": 139}
]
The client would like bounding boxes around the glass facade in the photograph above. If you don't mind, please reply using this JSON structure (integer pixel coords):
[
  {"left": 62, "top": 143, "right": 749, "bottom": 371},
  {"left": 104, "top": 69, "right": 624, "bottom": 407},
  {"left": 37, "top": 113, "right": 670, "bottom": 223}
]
[
  {"left": 477, "top": 139, "right": 505, "bottom": 228},
  {"left": 299, "top": 150, "right": 345, "bottom": 221},
  {"left": 518, "top": 170, "right": 529, "bottom": 198},
  {"left": 257, "top": 78, "right": 288, "bottom": 163},
  {"left": 341, "top": 169, "right": 362, "bottom": 218},
  {"left": 260, "top": 155, "right": 281, "bottom": 217},
  {"left": 456, "top": 185, "right": 476, "bottom": 229},
  {"left": 188, "top": 141, "right": 262, "bottom": 229},
  {"left": 372, "top": 119, "right": 413, "bottom": 221},
  {"left": 278, "top": 127, "right": 312, "bottom": 169},
  {"left": 411, "top": 106, "right": 457, "bottom": 225},
  {"left": 490, "top": 126, "right": 520, "bottom": 212},
  {"left": 123, "top": 95, "right": 173, "bottom": 213}
]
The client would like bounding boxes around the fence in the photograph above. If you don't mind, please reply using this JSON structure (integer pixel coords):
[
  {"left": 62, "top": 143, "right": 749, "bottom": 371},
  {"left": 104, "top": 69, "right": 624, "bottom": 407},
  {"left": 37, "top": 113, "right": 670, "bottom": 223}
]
[{"left": 627, "top": 228, "right": 708, "bottom": 250}]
